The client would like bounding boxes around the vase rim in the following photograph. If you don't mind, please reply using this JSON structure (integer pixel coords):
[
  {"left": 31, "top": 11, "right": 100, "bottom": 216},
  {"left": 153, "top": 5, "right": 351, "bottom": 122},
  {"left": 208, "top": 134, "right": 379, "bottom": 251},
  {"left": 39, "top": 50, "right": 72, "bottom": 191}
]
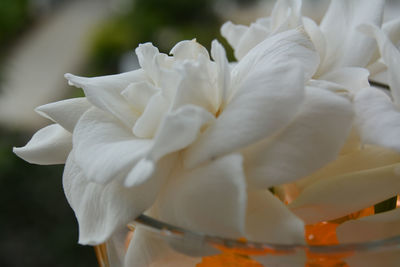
[{"left": 132, "top": 214, "right": 400, "bottom": 254}]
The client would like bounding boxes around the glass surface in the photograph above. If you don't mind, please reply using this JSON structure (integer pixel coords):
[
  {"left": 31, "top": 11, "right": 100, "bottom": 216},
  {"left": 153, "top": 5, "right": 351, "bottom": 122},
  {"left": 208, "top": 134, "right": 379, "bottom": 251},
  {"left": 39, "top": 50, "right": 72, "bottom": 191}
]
[{"left": 95, "top": 207, "right": 400, "bottom": 267}]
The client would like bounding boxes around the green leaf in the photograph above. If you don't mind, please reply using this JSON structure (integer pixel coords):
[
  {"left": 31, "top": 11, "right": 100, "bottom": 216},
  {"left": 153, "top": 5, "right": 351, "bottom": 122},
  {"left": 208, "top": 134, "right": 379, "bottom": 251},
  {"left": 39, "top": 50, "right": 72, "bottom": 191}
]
[{"left": 374, "top": 196, "right": 398, "bottom": 214}]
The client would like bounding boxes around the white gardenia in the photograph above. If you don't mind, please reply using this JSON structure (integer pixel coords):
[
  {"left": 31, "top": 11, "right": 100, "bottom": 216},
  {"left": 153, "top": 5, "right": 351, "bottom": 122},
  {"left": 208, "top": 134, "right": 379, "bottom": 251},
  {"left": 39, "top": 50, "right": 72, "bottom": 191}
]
[
  {"left": 222, "top": 0, "right": 388, "bottom": 91},
  {"left": 221, "top": 0, "right": 400, "bottom": 253},
  {"left": 12, "top": 0, "right": 400, "bottom": 266},
  {"left": 14, "top": 27, "right": 350, "bottom": 249}
]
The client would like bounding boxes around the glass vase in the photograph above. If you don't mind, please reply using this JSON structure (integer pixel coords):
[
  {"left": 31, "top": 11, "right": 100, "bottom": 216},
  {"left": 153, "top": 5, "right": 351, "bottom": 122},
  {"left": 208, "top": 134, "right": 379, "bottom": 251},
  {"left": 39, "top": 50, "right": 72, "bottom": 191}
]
[{"left": 95, "top": 209, "right": 400, "bottom": 267}]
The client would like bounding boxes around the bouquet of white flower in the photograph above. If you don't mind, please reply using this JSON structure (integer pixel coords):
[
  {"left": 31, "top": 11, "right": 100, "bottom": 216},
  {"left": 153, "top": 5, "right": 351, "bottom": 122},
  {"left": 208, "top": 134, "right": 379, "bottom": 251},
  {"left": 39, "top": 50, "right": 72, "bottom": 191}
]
[{"left": 14, "top": 0, "right": 400, "bottom": 266}]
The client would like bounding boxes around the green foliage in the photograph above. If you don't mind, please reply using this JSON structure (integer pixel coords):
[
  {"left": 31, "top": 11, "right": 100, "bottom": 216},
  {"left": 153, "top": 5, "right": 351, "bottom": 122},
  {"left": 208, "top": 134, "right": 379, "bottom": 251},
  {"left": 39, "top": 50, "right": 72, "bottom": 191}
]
[
  {"left": 0, "top": 0, "right": 30, "bottom": 46},
  {"left": 88, "top": 0, "right": 234, "bottom": 75},
  {"left": 374, "top": 196, "right": 398, "bottom": 214},
  {"left": 0, "top": 129, "right": 97, "bottom": 266}
]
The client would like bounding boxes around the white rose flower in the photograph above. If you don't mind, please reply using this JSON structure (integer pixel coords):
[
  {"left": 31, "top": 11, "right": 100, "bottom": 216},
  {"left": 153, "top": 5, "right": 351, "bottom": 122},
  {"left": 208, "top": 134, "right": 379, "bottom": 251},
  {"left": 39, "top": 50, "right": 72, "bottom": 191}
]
[
  {"left": 221, "top": 0, "right": 390, "bottom": 93},
  {"left": 219, "top": 0, "right": 400, "bottom": 250},
  {"left": 286, "top": 18, "right": 400, "bottom": 247},
  {"left": 15, "top": 26, "right": 354, "bottom": 263}
]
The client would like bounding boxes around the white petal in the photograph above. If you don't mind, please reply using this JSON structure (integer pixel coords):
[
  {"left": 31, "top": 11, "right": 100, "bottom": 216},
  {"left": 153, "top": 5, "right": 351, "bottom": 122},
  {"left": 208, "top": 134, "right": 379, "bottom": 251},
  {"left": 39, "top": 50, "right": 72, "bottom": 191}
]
[
  {"left": 170, "top": 39, "right": 209, "bottom": 60},
  {"left": 220, "top": 21, "right": 248, "bottom": 53},
  {"left": 185, "top": 30, "right": 318, "bottom": 169},
  {"left": 125, "top": 105, "right": 215, "bottom": 187},
  {"left": 121, "top": 81, "right": 158, "bottom": 113},
  {"left": 221, "top": 0, "right": 302, "bottom": 60},
  {"left": 383, "top": 18, "right": 400, "bottom": 45},
  {"left": 13, "top": 124, "right": 72, "bottom": 165},
  {"left": 319, "top": 67, "right": 370, "bottom": 92},
  {"left": 135, "top": 44, "right": 181, "bottom": 100},
  {"left": 155, "top": 154, "right": 247, "bottom": 239},
  {"left": 135, "top": 43, "right": 160, "bottom": 82},
  {"left": 297, "top": 145, "right": 400, "bottom": 191},
  {"left": 234, "top": 23, "right": 269, "bottom": 60},
  {"left": 35, "top": 97, "right": 91, "bottom": 133},
  {"left": 65, "top": 71, "right": 144, "bottom": 128},
  {"left": 289, "top": 163, "right": 400, "bottom": 224},
  {"left": 171, "top": 56, "right": 218, "bottom": 114},
  {"left": 124, "top": 226, "right": 201, "bottom": 267},
  {"left": 270, "top": 0, "right": 302, "bottom": 32},
  {"left": 185, "top": 60, "right": 305, "bottom": 168},
  {"left": 73, "top": 107, "right": 152, "bottom": 184},
  {"left": 354, "top": 87, "right": 400, "bottom": 152},
  {"left": 303, "top": 17, "right": 326, "bottom": 66},
  {"left": 133, "top": 92, "right": 169, "bottom": 138},
  {"left": 337, "top": 208, "right": 400, "bottom": 243},
  {"left": 153, "top": 54, "right": 181, "bottom": 101},
  {"left": 319, "top": 0, "right": 384, "bottom": 72},
  {"left": 63, "top": 153, "right": 175, "bottom": 245},
  {"left": 245, "top": 86, "right": 353, "bottom": 188},
  {"left": 360, "top": 24, "right": 400, "bottom": 105},
  {"left": 246, "top": 190, "right": 305, "bottom": 244},
  {"left": 367, "top": 18, "right": 400, "bottom": 73},
  {"left": 211, "top": 40, "right": 231, "bottom": 110},
  {"left": 232, "top": 28, "right": 319, "bottom": 87}
]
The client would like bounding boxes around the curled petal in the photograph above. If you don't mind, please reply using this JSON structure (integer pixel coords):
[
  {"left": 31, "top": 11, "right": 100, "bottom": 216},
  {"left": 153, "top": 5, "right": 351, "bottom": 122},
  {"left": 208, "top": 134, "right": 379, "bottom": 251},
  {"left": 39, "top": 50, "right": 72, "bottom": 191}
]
[
  {"left": 133, "top": 92, "right": 170, "bottom": 138},
  {"left": 185, "top": 60, "right": 305, "bottom": 169},
  {"left": 383, "top": 18, "right": 400, "bottom": 45},
  {"left": 220, "top": 21, "right": 248, "bottom": 53},
  {"left": 13, "top": 124, "right": 71, "bottom": 165},
  {"left": 246, "top": 190, "right": 305, "bottom": 244},
  {"left": 171, "top": 56, "right": 218, "bottom": 114},
  {"left": 354, "top": 87, "right": 400, "bottom": 152},
  {"left": 35, "top": 97, "right": 91, "bottom": 133},
  {"left": 63, "top": 153, "right": 176, "bottom": 245},
  {"left": 319, "top": 0, "right": 384, "bottom": 72},
  {"left": 184, "top": 29, "right": 319, "bottom": 168},
  {"left": 155, "top": 154, "right": 247, "bottom": 239},
  {"left": 245, "top": 86, "right": 353, "bottom": 188},
  {"left": 234, "top": 23, "right": 269, "bottom": 60},
  {"left": 303, "top": 17, "right": 326, "bottom": 67},
  {"left": 121, "top": 81, "right": 158, "bottom": 113},
  {"left": 221, "top": 0, "right": 302, "bottom": 60},
  {"left": 360, "top": 23, "right": 400, "bottom": 105},
  {"left": 170, "top": 39, "right": 209, "bottom": 60},
  {"left": 125, "top": 105, "right": 215, "bottom": 187},
  {"left": 270, "top": 0, "right": 302, "bottom": 32},
  {"left": 65, "top": 71, "right": 144, "bottom": 128},
  {"left": 290, "top": 163, "right": 400, "bottom": 224},
  {"left": 211, "top": 40, "right": 231, "bottom": 110},
  {"left": 73, "top": 107, "right": 152, "bottom": 184},
  {"left": 135, "top": 43, "right": 160, "bottom": 81}
]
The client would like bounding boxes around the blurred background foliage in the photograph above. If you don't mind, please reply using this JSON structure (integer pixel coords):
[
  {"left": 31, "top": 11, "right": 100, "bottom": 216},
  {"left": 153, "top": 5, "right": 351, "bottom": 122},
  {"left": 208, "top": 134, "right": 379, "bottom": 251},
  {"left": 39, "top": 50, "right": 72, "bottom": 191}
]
[
  {"left": 0, "top": 0, "right": 30, "bottom": 50},
  {"left": 87, "top": 0, "right": 239, "bottom": 76},
  {"left": 0, "top": 0, "right": 255, "bottom": 266}
]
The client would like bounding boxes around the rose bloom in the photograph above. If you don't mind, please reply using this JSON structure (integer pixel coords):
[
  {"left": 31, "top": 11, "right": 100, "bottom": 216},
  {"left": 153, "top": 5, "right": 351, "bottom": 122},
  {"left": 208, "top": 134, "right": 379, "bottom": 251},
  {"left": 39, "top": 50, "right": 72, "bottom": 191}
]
[
  {"left": 14, "top": 0, "right": 400, "bottom": 266},
  {"left": 222, "top": 0, "right": 400, "bottom": 242}
]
